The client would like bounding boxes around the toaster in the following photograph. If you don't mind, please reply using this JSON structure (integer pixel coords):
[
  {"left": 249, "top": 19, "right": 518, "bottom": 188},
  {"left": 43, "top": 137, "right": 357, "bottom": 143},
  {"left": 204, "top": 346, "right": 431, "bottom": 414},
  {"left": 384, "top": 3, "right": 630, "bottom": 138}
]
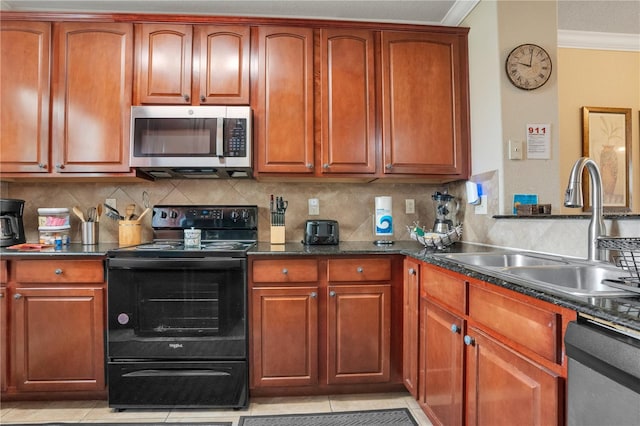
[{"left": 303, "top": 220, "right": 339, "bottom": 245}]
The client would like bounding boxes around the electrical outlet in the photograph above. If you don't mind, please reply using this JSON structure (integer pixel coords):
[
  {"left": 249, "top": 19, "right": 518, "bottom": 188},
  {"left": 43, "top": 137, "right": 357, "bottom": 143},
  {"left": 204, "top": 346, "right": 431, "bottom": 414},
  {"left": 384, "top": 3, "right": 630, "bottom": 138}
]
[
  {"left": 308, "top": 198, "right": 319, "bottom": 215},
  {"left": 405, "top": 199, "right": 415, "bottom": 214},
  {"left": 106, "top": 198, "right": 116, "bottom": 210},
  {"left": 509, "top": 140, "right": 523, "bottom": 160},
  {"left": 474, "top": 195, "right": 488, "bottom": 215}
]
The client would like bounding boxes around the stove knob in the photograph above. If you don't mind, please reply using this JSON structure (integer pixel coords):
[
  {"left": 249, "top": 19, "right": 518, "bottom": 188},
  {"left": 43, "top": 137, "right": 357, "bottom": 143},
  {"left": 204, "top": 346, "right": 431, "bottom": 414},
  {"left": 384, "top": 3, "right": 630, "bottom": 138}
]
[
  {"left": 230, "top": 210, "right": 240, "bottom": 221},
  {"left": 241, "top": 210, "right": 250, "bottom": 221},
  {"left": 170, "top": 210, "right": 178, "bottom": 219},
  {"left": 160, "top": 211, "right": 168, "bottom": 219}
]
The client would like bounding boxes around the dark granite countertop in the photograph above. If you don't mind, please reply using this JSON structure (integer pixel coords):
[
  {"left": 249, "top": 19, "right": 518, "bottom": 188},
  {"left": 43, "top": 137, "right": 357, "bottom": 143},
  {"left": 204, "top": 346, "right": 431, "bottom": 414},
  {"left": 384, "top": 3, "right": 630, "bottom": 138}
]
[{"left": 0, "top": 242, "right": 120, "bottom": 258}]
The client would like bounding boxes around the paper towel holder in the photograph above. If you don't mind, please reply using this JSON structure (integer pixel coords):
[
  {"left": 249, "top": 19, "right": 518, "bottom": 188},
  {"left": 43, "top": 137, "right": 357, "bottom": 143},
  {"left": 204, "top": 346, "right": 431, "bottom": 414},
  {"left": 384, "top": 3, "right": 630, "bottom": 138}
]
[{"left": 373, "top": 196, "right": 394, "bottom": 245}]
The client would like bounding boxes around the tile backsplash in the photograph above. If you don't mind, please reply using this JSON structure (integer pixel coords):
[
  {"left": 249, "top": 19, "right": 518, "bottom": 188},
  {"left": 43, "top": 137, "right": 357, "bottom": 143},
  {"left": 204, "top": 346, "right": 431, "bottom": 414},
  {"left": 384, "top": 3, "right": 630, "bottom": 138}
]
[{"left": 4, "top": 180, "right": 457, "bottom": 244}]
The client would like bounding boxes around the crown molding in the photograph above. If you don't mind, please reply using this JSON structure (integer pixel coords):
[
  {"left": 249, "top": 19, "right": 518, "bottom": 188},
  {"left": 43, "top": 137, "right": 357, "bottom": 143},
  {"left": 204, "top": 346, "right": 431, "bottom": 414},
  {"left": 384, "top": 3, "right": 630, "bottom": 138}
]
[
  {"left": 442, "top": 0, "right": 479, "bottom": 26},
  {"left": 558, "top": 29, "right": 640, "bottom": 52}
]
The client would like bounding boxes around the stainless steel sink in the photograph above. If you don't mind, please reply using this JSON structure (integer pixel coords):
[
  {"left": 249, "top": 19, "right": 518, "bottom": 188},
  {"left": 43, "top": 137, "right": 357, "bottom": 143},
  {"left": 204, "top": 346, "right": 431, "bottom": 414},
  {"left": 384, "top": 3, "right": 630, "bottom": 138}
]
[
  {"left": 501, "top": 264, "right": 632, "bottom": 297},
  {"left": 440, "top": 252, "right": 569, "bottom": 268},
  {"left": 434, "top": 251, "right": 635, "bottom": 300}
]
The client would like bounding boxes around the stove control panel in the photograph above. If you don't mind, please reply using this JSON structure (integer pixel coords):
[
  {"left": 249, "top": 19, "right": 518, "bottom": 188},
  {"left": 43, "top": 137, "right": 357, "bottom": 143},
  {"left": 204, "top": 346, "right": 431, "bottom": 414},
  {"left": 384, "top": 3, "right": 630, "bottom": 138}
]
[{"left": 152, "top": 205, "right": 258, "bottom": 230}]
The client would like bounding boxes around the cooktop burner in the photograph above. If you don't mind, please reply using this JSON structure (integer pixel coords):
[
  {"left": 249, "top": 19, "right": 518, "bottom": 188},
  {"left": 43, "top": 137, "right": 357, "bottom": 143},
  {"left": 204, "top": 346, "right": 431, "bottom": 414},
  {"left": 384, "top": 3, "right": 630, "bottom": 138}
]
[{"left": 134, "top": 240, "right": 254, "bottom": 252}]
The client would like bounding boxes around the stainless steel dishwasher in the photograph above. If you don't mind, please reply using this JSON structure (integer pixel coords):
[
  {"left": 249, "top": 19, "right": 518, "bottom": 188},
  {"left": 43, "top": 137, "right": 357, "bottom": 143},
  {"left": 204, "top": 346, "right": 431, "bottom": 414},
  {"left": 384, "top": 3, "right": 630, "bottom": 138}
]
[{"left": 565, "top": 319, "right": 640, "bottom": 426}]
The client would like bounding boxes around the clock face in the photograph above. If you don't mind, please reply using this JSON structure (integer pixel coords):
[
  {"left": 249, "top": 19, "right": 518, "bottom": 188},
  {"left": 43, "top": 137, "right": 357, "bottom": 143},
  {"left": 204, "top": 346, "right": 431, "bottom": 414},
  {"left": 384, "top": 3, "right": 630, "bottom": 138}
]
[{"left": 505, "top": 44, "right": 552, "bottom": 90}]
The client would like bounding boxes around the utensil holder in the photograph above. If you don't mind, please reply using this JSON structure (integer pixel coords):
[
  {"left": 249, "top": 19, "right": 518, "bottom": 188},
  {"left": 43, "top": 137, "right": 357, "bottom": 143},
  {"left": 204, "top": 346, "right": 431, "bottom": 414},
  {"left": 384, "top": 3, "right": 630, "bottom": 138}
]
[
  {"left": 81, "top": 221, "right": 99, "bottom": 245},
  {"left": 270, "top": 225, "right": 285, "bottom": 244},
  {"left": 118, "top": 220, "right": 141, "bottom": 247}
]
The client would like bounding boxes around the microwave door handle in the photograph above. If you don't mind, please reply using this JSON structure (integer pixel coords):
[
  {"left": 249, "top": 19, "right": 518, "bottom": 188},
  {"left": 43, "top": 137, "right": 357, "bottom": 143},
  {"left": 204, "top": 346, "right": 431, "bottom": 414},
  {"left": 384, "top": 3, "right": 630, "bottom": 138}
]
[{"left": 216, "top": 118, "right": 224, "bottom": 158}]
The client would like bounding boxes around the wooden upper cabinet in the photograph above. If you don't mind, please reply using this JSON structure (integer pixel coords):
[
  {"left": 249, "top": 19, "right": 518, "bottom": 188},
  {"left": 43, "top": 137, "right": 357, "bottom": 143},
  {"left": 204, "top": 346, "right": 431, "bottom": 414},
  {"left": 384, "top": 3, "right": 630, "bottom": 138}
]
[
  {"left": 320, "top": 29, "right": 376, "bottom": 175},
  {"left": 52, "top": 22, "right": 133, "bottom": 173},
  {"left": 381, "top": 31, "right": 469, "bottom": 178},
  {"left": 135, "top": 24, "right": 250, "bottom": 105},
  {"left": 135, "top": 24, "right": 193, "bottom": 104},
  {"left": 255, "top": 26, "right": 314, "bottom": 174},
  {"left": 195, "top": 25, "right": 250, "bottom": 104},
  {"left": 0, "top": 21, "right": 51, "bottom": 173}
]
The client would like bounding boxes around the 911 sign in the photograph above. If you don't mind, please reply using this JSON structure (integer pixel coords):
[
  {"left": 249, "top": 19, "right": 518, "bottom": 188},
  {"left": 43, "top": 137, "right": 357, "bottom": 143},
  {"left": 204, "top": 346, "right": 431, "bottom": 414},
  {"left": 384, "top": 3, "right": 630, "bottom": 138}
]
[{"left": 526, "top": 123, "right": 550, "bottom": 159}]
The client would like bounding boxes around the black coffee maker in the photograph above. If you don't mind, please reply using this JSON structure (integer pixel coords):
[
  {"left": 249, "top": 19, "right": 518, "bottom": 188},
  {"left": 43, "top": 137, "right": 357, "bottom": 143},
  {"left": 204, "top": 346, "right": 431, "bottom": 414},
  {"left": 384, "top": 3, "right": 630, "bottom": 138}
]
[{"left": 0, "top": 198, "right": 26, "bottom": 247}]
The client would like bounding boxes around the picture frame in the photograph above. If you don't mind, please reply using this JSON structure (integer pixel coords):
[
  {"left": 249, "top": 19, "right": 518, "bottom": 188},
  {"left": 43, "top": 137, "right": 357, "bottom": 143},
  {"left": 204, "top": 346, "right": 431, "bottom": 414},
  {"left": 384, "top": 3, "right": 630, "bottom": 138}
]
[{"left": 581, "top": 106, "right": 632, "bottom": 212}]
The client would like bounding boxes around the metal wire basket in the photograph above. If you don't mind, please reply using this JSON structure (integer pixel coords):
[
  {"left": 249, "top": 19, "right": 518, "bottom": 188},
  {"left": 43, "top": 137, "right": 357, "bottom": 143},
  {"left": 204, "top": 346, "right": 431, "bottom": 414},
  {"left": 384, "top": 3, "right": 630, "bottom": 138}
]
[{"left": 597, "top": 237, "right": 640, "bottom": 292}]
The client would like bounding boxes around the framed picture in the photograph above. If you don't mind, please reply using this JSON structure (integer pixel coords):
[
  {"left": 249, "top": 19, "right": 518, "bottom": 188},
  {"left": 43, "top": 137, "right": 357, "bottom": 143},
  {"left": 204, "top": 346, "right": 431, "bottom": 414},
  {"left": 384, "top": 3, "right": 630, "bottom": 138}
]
[{"left": 582, "top": 106, "right": 632, "bottom": 211}]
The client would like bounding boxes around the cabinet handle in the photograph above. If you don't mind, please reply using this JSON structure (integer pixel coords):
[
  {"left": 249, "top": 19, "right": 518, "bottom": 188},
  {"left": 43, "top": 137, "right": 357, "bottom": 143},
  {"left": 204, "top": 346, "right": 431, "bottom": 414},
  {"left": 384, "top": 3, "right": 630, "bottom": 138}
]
[
  {"left": 408, "top": 268, "right": 416, "bottom": 275},
  {"left": 385, "top": 163, "right": 392, "bottom": 170},
  {"left": 329, "top": 290, "right": 336, "bottom": 297},
  {"left": 200, "top": 95, "right": 206, "bottom": 102},
  {"left": 463, "top": 335, "right": 474, "bottom": 346},
  {"left": 323, "top": 163, "right": 329, "bottom": 169},
  {"left": 55, "top": 268, "right": 63, "bottom": 275},
  {"left": 450, "top": 324, "right": 460, "bottom": 333},
  {"left": 14, "top": 293, "right": 22, "bottom": 300},
  {"left": 281, "top": 268, "right": 288, "bottom": 275},
  {"left": 0, "top": 293, "right": 4, "bottom": 298},
  {"left": 38, "top": 163, "right": 47, "bottom": 169},
  {"left": 55, "top": 164, "right": 65, "bottom": 170},
  {"left": 356, "top": 267, "right": 364, "bottom": 273},
  {"left": 310, "top": 292, "right": 317, "bottom": 298},
  {"left": 183, "top": 94, "right": 190, "bottom": 102},
  {"left": 306, "top": 163, "right": 314, "bottom": 169}
]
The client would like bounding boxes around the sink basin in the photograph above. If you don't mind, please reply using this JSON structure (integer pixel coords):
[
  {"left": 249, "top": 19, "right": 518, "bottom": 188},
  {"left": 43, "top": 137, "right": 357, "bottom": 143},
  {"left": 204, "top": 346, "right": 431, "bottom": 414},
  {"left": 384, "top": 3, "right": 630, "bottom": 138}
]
[
  {"left": 440, "top": 252, "right": 569, "bottom": 268},
  {"left": 502, "top": 265, "right": 633, "bottom": 297},
  {"left": 434, "top": 251, "right": 636, "bottom": 300}
]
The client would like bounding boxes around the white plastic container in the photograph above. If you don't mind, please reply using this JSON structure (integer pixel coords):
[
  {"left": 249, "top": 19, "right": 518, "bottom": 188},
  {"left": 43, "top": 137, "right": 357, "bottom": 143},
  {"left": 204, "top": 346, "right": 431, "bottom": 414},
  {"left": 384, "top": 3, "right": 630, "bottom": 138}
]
[
  {"left": 37, "top": 208, "right": 70, "bottom": 227},
  {"left": 38, "top": 226, "right": 71, "bottom": 245}
]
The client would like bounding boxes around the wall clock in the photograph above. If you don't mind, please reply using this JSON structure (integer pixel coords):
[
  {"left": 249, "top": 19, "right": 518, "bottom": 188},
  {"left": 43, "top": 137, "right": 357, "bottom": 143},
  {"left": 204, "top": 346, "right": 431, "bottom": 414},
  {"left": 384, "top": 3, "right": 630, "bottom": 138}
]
[{"left": 505, "top": 43, "right": 552, "bottom": 90}]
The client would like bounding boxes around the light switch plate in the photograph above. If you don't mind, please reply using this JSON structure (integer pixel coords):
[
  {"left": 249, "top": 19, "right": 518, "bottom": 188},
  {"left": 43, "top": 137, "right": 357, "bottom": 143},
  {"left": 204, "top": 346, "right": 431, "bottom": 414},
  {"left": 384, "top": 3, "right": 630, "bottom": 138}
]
[
  {"left": 405, "top": 199, "right": 415, "bottom": 214},
  {"left": 474, "top": 195, "right": 488, "bottom": 215},
  {"left": 509, "top": 140, "right": 523, "bottom": 160},
  {"left": 308, "top": 198, "right": 319, "bottom": 215}
]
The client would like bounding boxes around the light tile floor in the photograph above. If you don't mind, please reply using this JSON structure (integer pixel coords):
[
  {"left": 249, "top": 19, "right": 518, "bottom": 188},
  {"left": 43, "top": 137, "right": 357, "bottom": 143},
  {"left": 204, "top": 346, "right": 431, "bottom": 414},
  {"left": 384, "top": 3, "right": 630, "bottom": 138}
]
[{"left": 0, "top": 392, "right": 433, "bottom": 425}]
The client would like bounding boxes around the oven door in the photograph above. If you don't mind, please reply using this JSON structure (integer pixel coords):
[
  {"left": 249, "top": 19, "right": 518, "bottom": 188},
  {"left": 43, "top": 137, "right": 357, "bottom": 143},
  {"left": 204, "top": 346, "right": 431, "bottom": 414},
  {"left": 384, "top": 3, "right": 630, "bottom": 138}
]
[{"left": 107, "top": 257, "right": 246, "bottom": 359}]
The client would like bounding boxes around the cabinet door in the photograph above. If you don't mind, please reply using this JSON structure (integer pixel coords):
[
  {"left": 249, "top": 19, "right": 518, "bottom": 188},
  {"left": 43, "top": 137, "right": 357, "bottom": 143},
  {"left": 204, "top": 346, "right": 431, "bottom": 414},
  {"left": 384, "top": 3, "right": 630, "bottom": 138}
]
[
  {"left": 251, "top": 286, "right": 318, "bottom": 387},
  {"left": 402, "top": 258, "right": 420, "bottom": 398},
  {"left": 327, "top": 284, "right": 390, "bottom": 384},
  {"left": 422, "top": 300, "right": 464, "bottom": 426},
  {"left": 12, "top": 287, "right": 106, "bottom": 392},
  {"left": 465, "top": 327, "right": 560, "bottom": 426},
  {"left": 320, "top": 29, "right": 376, "bottom": 174},
  {"left": 52, "top": 22, "right": 133, "bottom": 173},
  {"left": 381, "top": 31, "right": 469, "bottom": 177},
  {"left": 0, "top": 21, "right": 51, "bottom": 173},
  {"left": 255, "top": 26, "right": 314, "bottom": 174},
  {"left": 135, "top": 24, "right": 193, "bottom": 104},
  {"left": 195, "top": 25, "right": 250, "bottom": 105},
  {"left": 0, "top": 285, "right": 7, "bottom": 392}
]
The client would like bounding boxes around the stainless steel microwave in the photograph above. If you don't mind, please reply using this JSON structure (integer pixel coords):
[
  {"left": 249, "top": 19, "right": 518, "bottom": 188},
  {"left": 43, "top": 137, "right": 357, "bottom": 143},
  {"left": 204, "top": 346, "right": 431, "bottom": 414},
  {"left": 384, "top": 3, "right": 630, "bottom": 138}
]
[{"left": 130, "top": 106, "right": 252, "bottom": 179}]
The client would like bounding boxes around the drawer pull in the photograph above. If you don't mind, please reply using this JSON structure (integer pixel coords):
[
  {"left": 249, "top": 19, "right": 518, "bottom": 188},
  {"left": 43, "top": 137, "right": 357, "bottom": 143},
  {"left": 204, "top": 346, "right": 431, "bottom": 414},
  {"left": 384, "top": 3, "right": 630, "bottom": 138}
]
[
  {"left": 55, "top": 268, "right": 63, "bottom": 275},
  {"left": 0, "top": 293, "right": 3, "bottom": 298},
  {"left": 451, "top": 324, "right": 460, "bottom": 334},
  {"left": 282, "top": 268, "right": 288, "bottom": 275},
  {"left": 463, "top": 335, "right": 475, "bottom": 346},
  {"left": 356, "top": 267, "right": 364, "bottom": 273},
  {"left": 408, "top": 268, "right": 416, "bottom": 275},
  {"left": 310, "top": 292, "right": 317, "bottom": 298},
  {"left": 14, "top": 293, "right": 22, "bottom": 300},
  {"left": 329, "top": 290, "right": 336, "bottom": 297}
]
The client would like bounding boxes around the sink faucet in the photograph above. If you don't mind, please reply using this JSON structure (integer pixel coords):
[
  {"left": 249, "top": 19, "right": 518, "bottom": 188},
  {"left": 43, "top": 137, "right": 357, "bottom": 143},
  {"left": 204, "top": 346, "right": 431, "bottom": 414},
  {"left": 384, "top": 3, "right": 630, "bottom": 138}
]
[{"left": 564, "top": 157, "right": 606, "bottom": 261}]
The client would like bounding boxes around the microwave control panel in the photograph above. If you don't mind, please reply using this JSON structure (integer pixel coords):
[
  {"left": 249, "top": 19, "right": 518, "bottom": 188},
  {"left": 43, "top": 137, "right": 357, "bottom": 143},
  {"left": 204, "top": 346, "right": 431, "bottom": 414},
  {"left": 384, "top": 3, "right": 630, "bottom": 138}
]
[{"left": 223, "top": 118, "right": 247, "bottom": 157}]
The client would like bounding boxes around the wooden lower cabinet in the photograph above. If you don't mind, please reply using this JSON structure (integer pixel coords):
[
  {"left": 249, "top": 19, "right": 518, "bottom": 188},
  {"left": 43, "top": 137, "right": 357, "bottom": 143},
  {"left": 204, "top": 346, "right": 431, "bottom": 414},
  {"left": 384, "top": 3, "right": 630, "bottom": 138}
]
[
  {"left": 402, "top": 257, "right": 420, "bottom": 398},
  {"left": 249, "top": 255, "right": 401, "bottom": 393},
  {"left": 0, "top": 277, "right": 7, "bottom": 393},
  {"left": 3, "top": 259, "right": 107, "bottom": 397},
  {"left": 409, "top": 263, "right": 573, "bottom": 426},
  {"left": 465, "top": 327, "right": 560, "bottom": 426},
  {"left": 251, "top": 286, "right": 319, "bottom": 387}
]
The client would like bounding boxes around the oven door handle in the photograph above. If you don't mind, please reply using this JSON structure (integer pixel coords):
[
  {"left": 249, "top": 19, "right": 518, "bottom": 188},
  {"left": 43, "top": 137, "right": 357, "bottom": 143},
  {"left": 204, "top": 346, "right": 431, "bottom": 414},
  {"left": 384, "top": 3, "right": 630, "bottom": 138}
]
[
  {"left": 108, "top": 257, "right": 245, "bottom": 270},
  {"left": 123, "top": 369, "right": 232, "bottom": 377}
]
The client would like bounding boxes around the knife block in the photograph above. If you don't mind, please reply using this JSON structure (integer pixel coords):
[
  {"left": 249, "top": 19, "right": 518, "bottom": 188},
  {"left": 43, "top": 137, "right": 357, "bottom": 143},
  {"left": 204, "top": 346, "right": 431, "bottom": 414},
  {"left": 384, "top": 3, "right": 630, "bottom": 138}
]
[
  {"left": 119, "top": 220, "right": 141, "bottom": 247},
  {"left": 270, "top": 225, "right": 285, "bottom": 244}
]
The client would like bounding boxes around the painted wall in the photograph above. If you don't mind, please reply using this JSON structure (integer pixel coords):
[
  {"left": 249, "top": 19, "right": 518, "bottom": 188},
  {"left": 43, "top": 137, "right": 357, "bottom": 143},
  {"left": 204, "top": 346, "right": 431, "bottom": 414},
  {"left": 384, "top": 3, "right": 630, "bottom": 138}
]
[{"left": 558, "top": 48, "right": 640, "bottom": 214}]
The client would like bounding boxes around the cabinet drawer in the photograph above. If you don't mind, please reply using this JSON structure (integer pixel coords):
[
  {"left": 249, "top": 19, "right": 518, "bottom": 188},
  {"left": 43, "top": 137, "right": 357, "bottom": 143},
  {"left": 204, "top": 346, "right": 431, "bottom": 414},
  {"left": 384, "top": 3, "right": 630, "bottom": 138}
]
[
  {"left": 327, "top": 258, "right": 391, "bottom": 282},
  {"left": 422, "top": 265, "right": 466, "bottom": 314},
  {"left": 14, "top": 260, "right": 104, "bottom": 284},
  {"left": 469, "top": 284, "right": 559, "bottom": 363},
  {"left": 252, "top": 259, "right": 318, "bottom": 283},
  {"left": 0, "top": 260, "right": 6, "bottom": 284}
]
